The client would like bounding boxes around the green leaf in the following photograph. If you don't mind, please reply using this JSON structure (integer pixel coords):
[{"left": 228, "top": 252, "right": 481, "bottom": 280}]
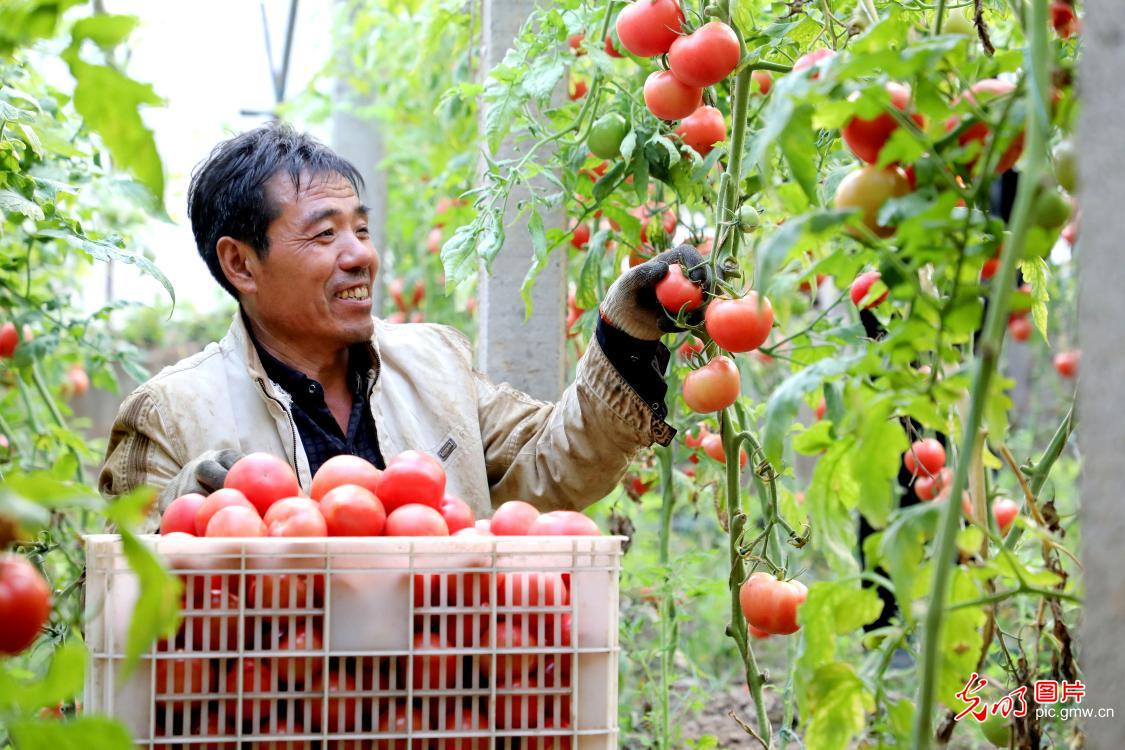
[
  {"left": 0, "top": 640, "right": 85, "bottom": 712},
  {"left": 8, "top": 715, "right": 134, "bottom": 750},
  {"left": 518, "top": 208, "right": 549, "bottom": 318},
  {"left": 796, "top": 581, "right": 884, "bottom": 674},
  {"left": 878, "top": 502, "right": 941, "bottom": 623},
  {"left": 70, "top": 14, "right": 139, "bottom": 49},
  {"left": 116, "top": 529, "right": 182, "bottom": 676},
  {"left": 440, "top": 223, "right": 481, "bottom": 288},
  {"left": 806, "top": 442, "right": 863, "bottom": 575},
  {"left": 853, "top": 405, "right": 909, "bottom": 529},
  {"left": 757, "top": 210, "right": 850, "bottom": 300},
  {"left": 763, "top": 354, "right": 861, "bottom": 465},
  {"left": 0, "top": 188, "right": 45, "bottom": 220},
  {"left": 576, "top": 230, "right": 606, "bottom": 310},
  {"left": 67, "top": 60, "right": 164, "bottom": 205},
  {"left": 1018, "top": 257, "right": 1050, "bottom": 339},
  {"left": 778, "top": 104, "right": 818, "bottom": 203},
  {"left": 938, "top": 568, "right": 986, "bottom": 711},
  {"left": 803, "top": 662, "right": 875, "bottom": 750}
]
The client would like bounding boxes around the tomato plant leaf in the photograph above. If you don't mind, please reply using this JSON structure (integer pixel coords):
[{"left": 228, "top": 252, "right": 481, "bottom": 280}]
[
  {"left": 802, "top": 661, "right": 875, "bottom": 750},
  {"left": 0, "top": 639, "right": 85, "bottom": 713},
  {"left": 763, "top": 354, "right": 860, "bottom": 465},
  {"left": 115, "top": 528, "right": 182, "bottom": 677},
  {"left": 938, "top": 568, "right": 986, "bottom": 711},
  {"left": 778, "top": 104, "right": 818, "bottom": 203},
  {"left": 8, "top": 715, "right": 134, "bottom": 750}
]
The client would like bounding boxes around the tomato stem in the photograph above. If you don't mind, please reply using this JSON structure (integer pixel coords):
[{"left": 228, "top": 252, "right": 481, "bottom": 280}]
[
  {"left": 656, "top": 444, "right": 677, "bottom": 750},
  {"left": 911, "top": 1, "right": 1050, "bottom": 746}
]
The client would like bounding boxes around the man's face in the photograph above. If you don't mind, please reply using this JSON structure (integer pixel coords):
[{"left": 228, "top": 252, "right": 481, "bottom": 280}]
[{"left": 246, "top": 171, "right": 378, "bottom": 349}]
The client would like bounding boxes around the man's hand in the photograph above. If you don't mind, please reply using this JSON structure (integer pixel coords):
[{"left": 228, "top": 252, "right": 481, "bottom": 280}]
[
  {"left": 157, "top": 449, "right": 244, "bottom": 511},
  {"left": 600, "top": 244, "right": 712, "bottom": 340}
]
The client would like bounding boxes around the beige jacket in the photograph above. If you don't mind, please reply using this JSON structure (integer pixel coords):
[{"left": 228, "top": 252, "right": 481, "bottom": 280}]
[{"left": 99, "top": 313, "right": 673, "bottom": 529}]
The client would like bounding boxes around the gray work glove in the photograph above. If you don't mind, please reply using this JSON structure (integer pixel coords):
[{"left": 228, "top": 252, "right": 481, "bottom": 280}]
[
  {"left": 600, "top": 244, "right": 713, "bottom": 340},
  {"left": 157, "top": 449, "right": 245, "bottom": 513}
]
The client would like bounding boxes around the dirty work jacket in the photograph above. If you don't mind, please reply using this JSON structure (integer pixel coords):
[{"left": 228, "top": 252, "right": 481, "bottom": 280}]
[{"left": 99, "top": 313, "right": 675, "bottom": 530}]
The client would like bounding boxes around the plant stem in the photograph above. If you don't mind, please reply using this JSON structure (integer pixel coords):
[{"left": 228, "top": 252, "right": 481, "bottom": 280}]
[
  {"left": 909, "top": 0, "right": 1048, "bottom": 742},
  {"left": 713, "top": 65, "right": 753, "bottom": 270},
  {"left": 656, "top": 444, "right": 677, "bottom": 750},
  {"left": 911, "top": 1, "right": 1049, "bottom": 746},
  {"left": 932, "top": 0, "right": 947, "bottom": 35},
  {"left": 721, "top": 413, "right": 772, "bottom": 747},
  {"left": 30, "top": 362, "right": 85, "bottom": 482}
]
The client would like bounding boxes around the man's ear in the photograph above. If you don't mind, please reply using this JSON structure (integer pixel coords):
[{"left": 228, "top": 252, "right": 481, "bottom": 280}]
[{"left": 216, "top": 236, "right": 258, "bottom": 296}]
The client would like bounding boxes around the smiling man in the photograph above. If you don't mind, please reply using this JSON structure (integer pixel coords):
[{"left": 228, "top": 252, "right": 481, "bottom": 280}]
[{"left": 99, "top": 123, "right": 709, "bottom": 528}]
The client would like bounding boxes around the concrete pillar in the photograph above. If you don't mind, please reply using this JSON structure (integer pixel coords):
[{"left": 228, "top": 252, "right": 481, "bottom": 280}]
[
  {"left": 1077, "top": 0, "right": 1125, "bottom": 744},
  {"left": 476, "top": 0, "right": 566, "bottom": 401},
  {"left": 331, "top": 0, "right": 387, "bottom": 313}
]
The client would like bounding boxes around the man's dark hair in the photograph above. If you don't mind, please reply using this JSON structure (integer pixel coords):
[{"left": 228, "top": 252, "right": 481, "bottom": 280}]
[{"left": 187, "top": 122, "right": 365, "bottom": 299}]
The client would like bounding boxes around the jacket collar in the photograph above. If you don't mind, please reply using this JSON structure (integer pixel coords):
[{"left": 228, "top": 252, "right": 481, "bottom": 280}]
[{"left": 226, "top": 310, "right": 383, "bottom": 395}]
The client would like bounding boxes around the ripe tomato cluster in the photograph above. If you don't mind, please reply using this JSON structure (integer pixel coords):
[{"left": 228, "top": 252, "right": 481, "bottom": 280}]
[
  {"left": 161, "top": 451, "right": 474, "bottom": 540},
  {"left": 738, "top": 572, "right": 807, "bottom": 637},
  {"left": 903, "top": 438, "right": 1021, "bottom": 534},
  {"left": 151, "top": 490, "right": 601, "bottom": 746}
]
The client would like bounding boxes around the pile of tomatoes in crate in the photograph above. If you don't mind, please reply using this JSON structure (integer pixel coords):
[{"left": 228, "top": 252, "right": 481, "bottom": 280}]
[{"left": 153, "top": 450, "right": 603, "bottom": 748}]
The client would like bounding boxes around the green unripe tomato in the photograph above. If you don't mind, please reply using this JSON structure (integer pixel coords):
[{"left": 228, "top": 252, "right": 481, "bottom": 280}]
[
  {"left": 737, "top": 205, "right": 760, "bottom": 233},
  {"left": 979, "top": 712, "right": 1012, "bottom": 747},
  {"left": 588, "top": 113, "right": 629, "bottom": 160},
  {"left": 1034, "top": 189, "right": 1071, "bottom": 230},
  {"left": 1053, "top": 140, "right": 1078, "bottom": 193},
  {"left": 945, "top": 9, "right": 975, "bottom": 36}
]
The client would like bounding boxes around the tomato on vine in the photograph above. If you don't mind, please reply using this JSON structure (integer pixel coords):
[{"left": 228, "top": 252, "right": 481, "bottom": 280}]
[
  {"left": 675, "top": 106, "right": 726, "bottom": 157},
  {"left": 588, "top": 113, "right": 629, "bottom": 160},
  {"left": 614, "top": 0, "right": 684, "bottom": 57},
  {"left": 834, "top": 165, "right": 911, "bottom": 237},
  {"left": 903, "top": 438, "right": 946, "bottom": 476},
  {"left": 739, "top": 572, "right": 807, "bottom": 635},
  {"left": 790, "top": 48, "right": 834, "bottom": 78},
  {"left": 667, "top": 21, "right": 740, "bottom": 88},
  {"left": 0, "top": 554, "right": 52, "bottom": 655},
  {"left": 750, "top": 70, "right": 772, "bottom": 95},
  {"left": 841, "top": 82, "right": 924, "bottom": 165},
  {"left": 991, "top": 498, "right": 1019, "bottom": 534},
  {"left": 946, "top": 79, "right": 1024, "bottom": 174},
  {"left": 704, "top": 292, "right": 773, "bottom": 353},
  {"left": 643, "top": 71, "right": 702, "bottom": 121},
  {"left": 849, "top": 271, "right": 888, "bottom": 309},
  {"left": 654, "top": 263, "right": 703, "bottom": 313},
  {"left": 0, "top": 322, "right": 18, "bottom": 358},
  {"left": 682, "top": 356, "right": 741, "bottom": 413},
  {"left": 1053, "top": 350, "right": 1079, "bottom": 378}
]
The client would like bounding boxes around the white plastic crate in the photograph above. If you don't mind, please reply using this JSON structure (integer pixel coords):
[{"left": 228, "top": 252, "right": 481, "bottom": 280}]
[{"left": 83, "top": 534, "right": 622, "bottom": 749}]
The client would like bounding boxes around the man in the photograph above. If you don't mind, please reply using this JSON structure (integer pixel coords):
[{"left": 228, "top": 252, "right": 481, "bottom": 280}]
[{"left": 99, "top": 123, "right": 709, "bottom": 528}]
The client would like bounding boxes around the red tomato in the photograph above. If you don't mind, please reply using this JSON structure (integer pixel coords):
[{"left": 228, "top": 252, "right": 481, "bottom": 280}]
[
  {"left": 667, "top": 21, "right": 740, "bottom": 87},
  {"left": 842, "top": 82, "right": 925, "bottom": 164},
  {"left": 675, "top": 105, "right": 726, "bottom": 156},
  {"left": 438, "top": 494, "right": 474, "bottom": 534},
  {"left": 524, "top": 721, "right": 573, "bottom": 749},
  {"left": 903, "top": 438, "right": 946, "bottom": 476},
  {"left": 1008, "top": 315, "right": 1033, "bottom": 342},
  {"left": 815, "top": 399, "right": 826, "bottom": 420},
  {"left": 495, "top": 677, "right": 544, "bottom": 729},
  {"left": 700, "top": 433, "right": 747, "bottom": 467},
  {"left": 161, "top": 493, "right": 206, "bottom": 535},
  {"left": 604, "top": 33, "right": 623, "bottom": 58},
  {"left": 0, "top": 322, "right": 18, "bottom": 358},
  {"left": 225, "top": 658, "right": 274, "bottom": 723},
  {"left": 1054, "top": 350, "right": 1080, "bottom": 378},
  {"left": 751, "top": 70, "right": 772, "bottom": 95},
  {"left": 223, "top": 452, "right": 300, "bottom": 516},
  {"left": 442, "top": 708, "right": 490, "bottom": 749},
  {"left": 490, "top": 500, "right": 541, "bottom": 535},
  {"left": 980, "top": 257, "right": 1000, "bottom": 281},
  {"left": 376, "top": 450, "right": 446, "bottom": 512},
  {"left": 195, "top": 489, "right": 255, "bottom": 534},
  {"left": 568, "top": 78, "right": 587, "bottom": 100},
  {"left": 320, "top": 484, "right": 386, "bottom": 536},
  {"left": 567, "top": 33, "right": 584, "bottom": 55},
  {"left": 1050, "top": 1, "right": 1080, "bottom": 38},
  {"left": 498, "top": 571, "right": 569, "bottom": 614},
  {"left": 791, "top": 48, "right": 835, "bottom": 78},
  {"left": 374, "top": 704, "right": 427, "bottom": 750},
  {"left": 738, "top": 572, "right": 808, "bottom": 635},
  {"left": 275, "top": 625, "right": 323, "bottom": 687},
  {"left": 62, "top": 364, "right": 89, "bottom": 397},
  {"left": 682, "top": 356, "right": 741, "bottom": 413},
  {"left": 654, "top": 263, "right": 704, "bottom": 314},
  {"left": 748, "top": 624, "right": 771, "bottom": 639},
  {"left": 205, "top": 505, "right": 267, "bottom": 537},
  {"left": 684, "top": 427, "right": 709, "bottom": 448},
  {"left": 310, "top": 455, "right": 383, "bottom": 500},
  {"left": 704, "top": 292, "right": 774, "bottom": 352},
  {"left": 946, "top": 79, "right": 1023, "bottom": 174},
  {"left": 0, "top": 554, "right": 51, "bottom": 655},
  {"left": 615, "top": 0, "right": 684, "bottom": 57},
  {"left": 915, "top": 467, "right": 954, "bottom": 502},
  {"left": 834, "top": 165, "right": 912, "bottom": 237},
  {"left": 384, "top": 504, "right": 449, "bottom": 536},
  {"left": 426, "top": 226, "right": 442, "bottom": 255},
  {"left": 527, "top": 511, "right": 601, "bottom": 536},
  {"left": 678, "top": 336, "right": 705, "bottom": 360},
  {"left": 155, "top": 650, "right": 215, "bottom": 695},
  {"left": 643, "top": 70, "right": 703, "bottom": 121},
  {"left": 248, "top": 572, "right": 313, "bottom": 610},
  {"left": 569, "top": 220, "right": 590, "bottom": 250},
  {"left": 181, "top": 586, "right": 240, "bottom": 649},
  {"left": 992, "top": 498, "right": 1020, "bottom": 534},
  {"left": 408, "top": 631, "right": 459, "bottom": 690},
  {"left": 849, "top": 271, "right": 888, "bottom": 309},
  {"left": 264, "top": 497, "right": 327, "bottom": 537},
  {"left": 308, "top": 669, "right": 359, "bottom": 731}
]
